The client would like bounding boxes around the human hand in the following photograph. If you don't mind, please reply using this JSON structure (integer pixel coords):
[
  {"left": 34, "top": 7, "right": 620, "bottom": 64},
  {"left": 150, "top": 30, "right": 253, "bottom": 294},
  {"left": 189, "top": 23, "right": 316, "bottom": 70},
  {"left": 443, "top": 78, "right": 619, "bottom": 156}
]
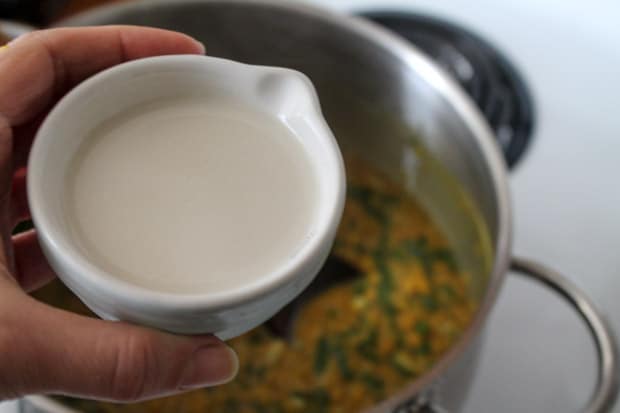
[{"left": 0, "top": 26, "right": 238, "bottom": 402}]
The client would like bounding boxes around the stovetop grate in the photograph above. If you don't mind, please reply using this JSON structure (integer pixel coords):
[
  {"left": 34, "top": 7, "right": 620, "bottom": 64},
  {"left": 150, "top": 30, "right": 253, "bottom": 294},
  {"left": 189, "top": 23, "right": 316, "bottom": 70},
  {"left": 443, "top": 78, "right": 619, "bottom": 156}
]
[{"left": 360, "top": 12, "right": 535, "bottom": 169}]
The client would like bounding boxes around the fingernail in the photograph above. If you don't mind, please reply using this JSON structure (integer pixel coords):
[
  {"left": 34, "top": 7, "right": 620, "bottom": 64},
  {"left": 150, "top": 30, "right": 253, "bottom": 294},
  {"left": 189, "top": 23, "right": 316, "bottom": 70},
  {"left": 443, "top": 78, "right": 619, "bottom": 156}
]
[
  {"left": 180, "top": 344, "right": 238, "bottom": 390},
  {"left": 194, "top": 40, "right": 206, "bottom": 55}
]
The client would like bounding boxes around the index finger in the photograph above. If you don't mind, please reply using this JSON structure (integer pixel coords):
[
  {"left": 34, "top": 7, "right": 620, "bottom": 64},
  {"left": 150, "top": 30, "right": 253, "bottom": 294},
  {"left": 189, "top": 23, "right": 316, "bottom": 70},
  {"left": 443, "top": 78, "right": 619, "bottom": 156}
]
[{"left": 0, "top": 25, "right": 205, "bottom": 126}]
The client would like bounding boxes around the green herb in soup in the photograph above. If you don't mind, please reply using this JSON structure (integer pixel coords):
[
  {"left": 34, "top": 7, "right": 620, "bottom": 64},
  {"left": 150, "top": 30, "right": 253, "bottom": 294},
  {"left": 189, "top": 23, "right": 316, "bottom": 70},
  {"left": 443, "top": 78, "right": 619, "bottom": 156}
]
[{"left": 35, "top": 158, "right": 477, "bottom": 413}]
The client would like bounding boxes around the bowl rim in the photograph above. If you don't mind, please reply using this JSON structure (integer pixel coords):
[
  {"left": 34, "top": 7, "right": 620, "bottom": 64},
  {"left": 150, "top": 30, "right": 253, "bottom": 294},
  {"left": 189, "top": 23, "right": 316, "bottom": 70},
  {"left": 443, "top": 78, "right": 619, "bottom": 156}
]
[{"left": 27, "top": 54, "right": 346, "bottom": 311}]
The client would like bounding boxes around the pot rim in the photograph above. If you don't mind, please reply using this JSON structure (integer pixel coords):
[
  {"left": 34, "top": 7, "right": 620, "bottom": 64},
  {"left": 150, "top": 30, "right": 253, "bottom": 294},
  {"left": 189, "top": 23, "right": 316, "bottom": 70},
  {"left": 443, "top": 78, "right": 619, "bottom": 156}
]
[{"left": 49, "top": 0, "right": 513, "bottom": 408}]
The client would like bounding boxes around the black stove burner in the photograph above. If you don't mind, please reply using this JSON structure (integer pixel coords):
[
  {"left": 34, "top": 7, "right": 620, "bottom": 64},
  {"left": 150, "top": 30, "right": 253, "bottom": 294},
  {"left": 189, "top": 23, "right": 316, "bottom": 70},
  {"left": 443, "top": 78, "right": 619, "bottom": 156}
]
[{"left": 360, "top": 12, "right": 535, "bottom": 169}]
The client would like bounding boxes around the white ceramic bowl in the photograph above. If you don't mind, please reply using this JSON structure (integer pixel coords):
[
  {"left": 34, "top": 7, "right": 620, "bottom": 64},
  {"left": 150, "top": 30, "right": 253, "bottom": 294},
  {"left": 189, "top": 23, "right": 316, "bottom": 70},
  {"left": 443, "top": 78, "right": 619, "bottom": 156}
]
[{"left": 27, "top": 55, "right": 345, "bottom": 339}]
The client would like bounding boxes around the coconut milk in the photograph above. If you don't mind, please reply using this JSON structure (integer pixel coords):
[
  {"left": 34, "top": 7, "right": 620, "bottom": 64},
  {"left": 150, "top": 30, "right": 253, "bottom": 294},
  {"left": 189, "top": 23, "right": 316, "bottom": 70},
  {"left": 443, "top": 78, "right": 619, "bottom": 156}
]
[{"left": 65, "top": 97, "right": 318, "bottom": 294}]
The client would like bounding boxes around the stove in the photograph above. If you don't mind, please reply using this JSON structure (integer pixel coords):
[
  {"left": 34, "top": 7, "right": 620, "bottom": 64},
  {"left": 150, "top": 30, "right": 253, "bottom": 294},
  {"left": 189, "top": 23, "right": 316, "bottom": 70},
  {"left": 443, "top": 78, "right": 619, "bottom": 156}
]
[{"left": 1, "top": 0, "right": 619, "bottom": 412}]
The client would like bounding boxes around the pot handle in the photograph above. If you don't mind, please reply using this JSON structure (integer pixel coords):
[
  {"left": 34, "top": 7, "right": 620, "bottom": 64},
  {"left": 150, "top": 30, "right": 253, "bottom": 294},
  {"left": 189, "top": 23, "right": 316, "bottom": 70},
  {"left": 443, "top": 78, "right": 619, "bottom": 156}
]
[
  {"left": 508, "top": 257, "right": 618, "bottom": 413},
  {"left": 401, "top": 257, "right": 619, "bottom": 413}
]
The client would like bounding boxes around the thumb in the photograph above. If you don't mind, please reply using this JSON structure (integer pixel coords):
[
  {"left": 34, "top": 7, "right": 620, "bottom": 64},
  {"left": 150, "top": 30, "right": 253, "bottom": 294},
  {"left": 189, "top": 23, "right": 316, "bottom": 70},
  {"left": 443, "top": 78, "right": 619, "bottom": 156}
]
[{"left": 1, "top": 291, "right": 238, "bottom": 402}]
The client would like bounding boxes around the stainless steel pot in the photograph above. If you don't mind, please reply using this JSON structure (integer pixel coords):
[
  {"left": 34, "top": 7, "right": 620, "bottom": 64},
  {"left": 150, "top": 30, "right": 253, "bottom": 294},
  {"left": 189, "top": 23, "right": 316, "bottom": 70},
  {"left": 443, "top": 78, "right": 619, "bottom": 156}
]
[{"left": 15, "top": 1, "right": 619, "bottom": 412}]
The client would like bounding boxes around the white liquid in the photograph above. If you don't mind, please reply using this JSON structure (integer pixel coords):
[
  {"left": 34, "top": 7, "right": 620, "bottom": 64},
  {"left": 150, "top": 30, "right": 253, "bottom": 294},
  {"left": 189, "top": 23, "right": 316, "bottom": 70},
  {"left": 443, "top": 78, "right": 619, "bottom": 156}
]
[{"left": 65, "top": 98, "right": 318, "bottom": 294}]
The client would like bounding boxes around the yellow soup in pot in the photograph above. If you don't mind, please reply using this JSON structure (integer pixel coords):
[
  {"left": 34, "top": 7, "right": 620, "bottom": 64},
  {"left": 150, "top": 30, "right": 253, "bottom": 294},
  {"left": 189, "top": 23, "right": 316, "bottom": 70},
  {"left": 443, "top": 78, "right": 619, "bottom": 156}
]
[{"left": 34, "top": 158, "right": 478, "bottom": 413}]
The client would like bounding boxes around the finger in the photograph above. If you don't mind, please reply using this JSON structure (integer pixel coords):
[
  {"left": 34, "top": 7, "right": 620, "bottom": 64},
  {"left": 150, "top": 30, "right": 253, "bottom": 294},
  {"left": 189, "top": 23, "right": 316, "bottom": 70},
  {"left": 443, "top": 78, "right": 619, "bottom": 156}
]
[
  {"left": 0, "top": 25, "right": 205, "bottom": 127},
  {"left": 12, "top": 230, "right": 55, "bottom": 292},
  {"left": 0, "top": 115, "right": 13, "bottom": 269},
  {"left": 11, "top": 167, "right": 29, "bottom": 227},
  {"left": 0, "top": 114, "right": 12, "bottom": 192},
  {"left": 10, "top": 113, "right": 46, "bottom": 173},
  {"left": 0, "top": 292, "right": 238, "bottom": 402}
]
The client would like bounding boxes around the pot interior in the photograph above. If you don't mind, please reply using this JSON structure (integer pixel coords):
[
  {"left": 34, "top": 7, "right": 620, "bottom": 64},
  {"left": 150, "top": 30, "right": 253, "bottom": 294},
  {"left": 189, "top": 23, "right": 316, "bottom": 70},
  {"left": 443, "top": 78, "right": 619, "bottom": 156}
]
[{"left": 33, "top": 1, "right": 509, "bottom": 412}]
